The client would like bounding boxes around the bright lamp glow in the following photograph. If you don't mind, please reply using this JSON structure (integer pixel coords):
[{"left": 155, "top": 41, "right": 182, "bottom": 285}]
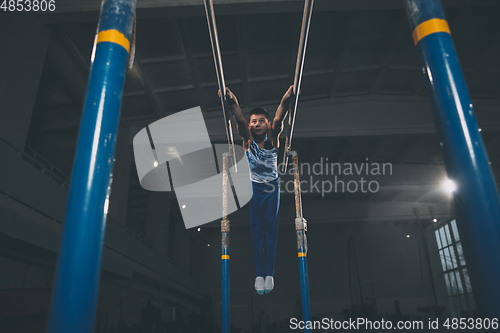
[
  {"left": 441, "top": 179, "right": 457, "bottom": 193},
  {"left": 154, "top": 161, "right": 158, "bottom": 167}
]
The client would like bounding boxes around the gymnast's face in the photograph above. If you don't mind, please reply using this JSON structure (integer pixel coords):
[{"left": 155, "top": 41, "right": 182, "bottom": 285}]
[{"left": 249, "top": 114, "right": 269, "bottom": 136}]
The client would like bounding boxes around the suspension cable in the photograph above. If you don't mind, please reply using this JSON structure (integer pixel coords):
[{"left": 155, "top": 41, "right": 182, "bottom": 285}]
[{"left": 282, "top": 0, "right": 314, "bottom": 172}]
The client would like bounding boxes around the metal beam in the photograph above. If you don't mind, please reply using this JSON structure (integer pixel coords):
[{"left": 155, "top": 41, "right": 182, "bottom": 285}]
[
  {"left": 371, "top": 15, "right": 407, "bottom": 95},
  {"left": 337, "top": 138, "right": 353, "bottom": 162},
  {"left": 343, "top": 65, "right": 380, "bottom": 73},
  {"left": 130, "top": 54, "right": 164, "bottom": 119},
  {"left": 33, "top": 120, "right": 80, "bottom": 135},
  {"left": 306, "top": 139, "right": 322, "bottom": 164},
  {"left": 128, "top": 95, "right": 500, "bottom": 142},
  {"left": 201, "top": 79, "right": 241, "bottom": 88},
  {"left": 154, "top": 84, "right": 195, "bottom": 94},
  {"left": 287, "top": 12, "right": 303, "bottom": 86},
  {"left": 427, "top": 143, "right": 444, "bottom": 165},
  {"left": 38, "top": 0, "right": 500, "bottom": 23},
  {"left": 329, "top": 12, "right": 359, "bottom": 98},
  {"left": 46, "top": 29, "right": 88, "bottom": 112},
  {"left": 236, "top": 15, "right": 250, "bottom": 108},
  {"left": 415, "top": 190, "right": 431, "bottom": 203},
  {"left": 176, "top": 18, "right": 208, "bottom": 112},
  {"left": 140, "top": 55, "right": 185, "bottom": 64},
  {"left": 396, "top": 136, "right": 425, "bottom": 164},
  {"left": 368, "top": 137, "right": 390, "bottom": 161},
  {"left": 411, "top": 71, "right": 426, "bottom": 96}
]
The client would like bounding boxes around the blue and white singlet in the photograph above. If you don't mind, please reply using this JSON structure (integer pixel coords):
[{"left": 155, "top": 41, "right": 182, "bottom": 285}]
[{"left": 245, "top": 136, "right": 278, "bottom": 183}]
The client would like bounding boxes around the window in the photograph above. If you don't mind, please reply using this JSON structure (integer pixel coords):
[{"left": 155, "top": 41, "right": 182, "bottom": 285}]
[{"left": 435, "top": 219, "right": 476, "bottom": 317}]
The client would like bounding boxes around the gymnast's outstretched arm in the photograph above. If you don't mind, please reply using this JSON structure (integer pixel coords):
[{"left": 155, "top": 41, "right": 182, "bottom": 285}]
[{"left": 219, "top": 87, "right": 252, "bottom": 142}]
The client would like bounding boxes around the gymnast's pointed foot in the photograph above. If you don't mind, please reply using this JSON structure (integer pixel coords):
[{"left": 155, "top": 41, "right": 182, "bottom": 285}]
[
  {"left": 255, "top": 276, "right": 265, "bottom": 295},
  {"left": 264, "top": 276, "right": 274, "bottom": 294}
]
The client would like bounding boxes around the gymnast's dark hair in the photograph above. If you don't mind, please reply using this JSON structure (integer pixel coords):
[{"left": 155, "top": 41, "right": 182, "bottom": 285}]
[{"left": 249, "top": 107, "right": 270, "bottom": 121}]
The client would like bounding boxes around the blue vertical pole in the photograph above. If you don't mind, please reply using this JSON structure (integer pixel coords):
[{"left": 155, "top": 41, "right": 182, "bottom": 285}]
[
  {"left": 297, "top": 229, "right": 311, "bottom": 329},
  {"left": 221, "top": 233, "right": 230, "bottom": 333},
  {"left": 405, "top": 0, "right": 500, "bottom": 318},
  {"left": 290, "top": 151, "right": 311, "bottom": 332},
  {"left": 46, "top": 1, "right": 136, "bottom": 332},
  {"left": 221, "top": 153, "right": 230, "bottom": 333}
]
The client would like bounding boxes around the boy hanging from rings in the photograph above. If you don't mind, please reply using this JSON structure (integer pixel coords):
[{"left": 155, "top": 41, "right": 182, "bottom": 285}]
[{"left": 219, "top": 86, "right": 294, "bottom": 294}]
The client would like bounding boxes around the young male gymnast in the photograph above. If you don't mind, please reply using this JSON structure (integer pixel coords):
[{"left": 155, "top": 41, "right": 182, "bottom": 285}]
[{"left": 219, "top": 86, "right": 294, "bottom": 294}]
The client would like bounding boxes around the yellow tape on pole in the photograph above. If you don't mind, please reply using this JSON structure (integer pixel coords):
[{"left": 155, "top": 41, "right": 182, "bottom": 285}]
[
  {"left": 96, "top": 30, "right": 130, "bottom": 53},
  {"left": 412, "top": 19, "right": 450, "bottom": 45}
]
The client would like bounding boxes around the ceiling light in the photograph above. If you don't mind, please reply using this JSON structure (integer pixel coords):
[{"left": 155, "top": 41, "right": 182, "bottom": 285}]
[{"left": 441, "top": 179, "right": 457, "bottom": 194}]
